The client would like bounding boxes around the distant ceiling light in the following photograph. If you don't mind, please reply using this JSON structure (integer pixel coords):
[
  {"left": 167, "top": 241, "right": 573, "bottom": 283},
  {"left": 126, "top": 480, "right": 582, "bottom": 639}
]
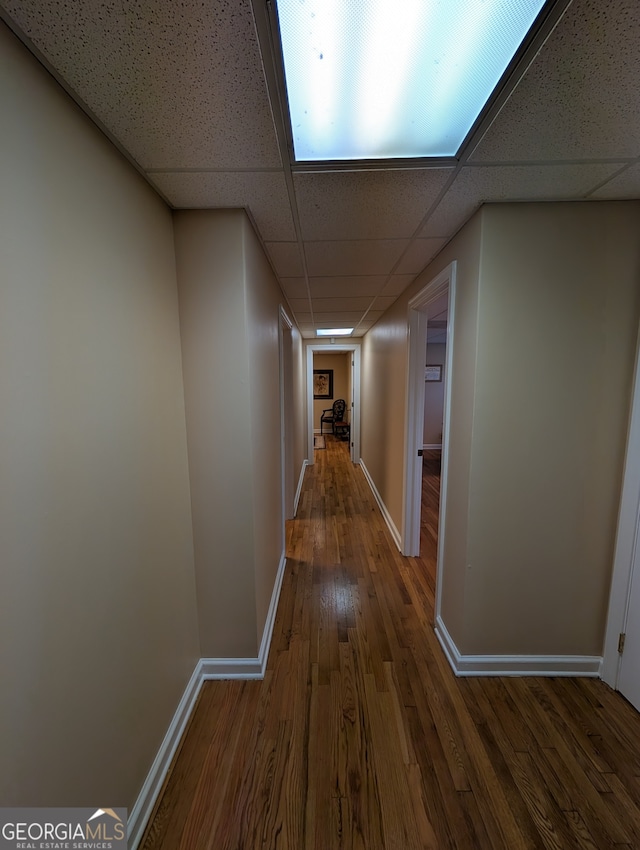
[
  {"left": 316, "top": 328, "right": 354, "bottom": 336},
  {"left": 275, "top": 0, "right": 546, "bottom": 161}
]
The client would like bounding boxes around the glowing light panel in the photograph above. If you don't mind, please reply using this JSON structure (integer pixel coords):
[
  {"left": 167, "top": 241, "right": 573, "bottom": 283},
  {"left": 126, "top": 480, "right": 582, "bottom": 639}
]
[
  {"left": 275, "top": 0, "right": 545, "bottom": 161},
  {"left": 316, "top": 328, "right": 354, "bottom": 336}
]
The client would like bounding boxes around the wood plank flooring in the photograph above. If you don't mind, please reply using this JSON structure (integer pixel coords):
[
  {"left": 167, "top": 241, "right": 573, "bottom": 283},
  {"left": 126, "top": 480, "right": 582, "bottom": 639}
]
[{"left": 141, "top": 437, "right": 640, "bottom": 849}]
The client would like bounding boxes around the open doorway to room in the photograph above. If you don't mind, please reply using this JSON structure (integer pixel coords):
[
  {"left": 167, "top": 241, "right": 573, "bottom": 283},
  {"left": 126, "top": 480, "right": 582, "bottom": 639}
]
[
  {"left": 421, "top": 297, "right": 448, "bottom": 568},
  {"left": 403, "top": 262, "right": 456, "bottom": 619},
  {"left": 306, "top": 343, "right": 361, "bottom": 463}
]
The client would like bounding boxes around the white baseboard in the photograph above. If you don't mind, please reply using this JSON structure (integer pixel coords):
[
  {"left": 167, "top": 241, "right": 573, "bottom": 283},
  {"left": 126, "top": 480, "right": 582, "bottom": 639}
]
[
  {"left": 128, "top": 551, "right": 288, "bottom": 848},
  {"left": 128, "top": 660, "right": 204, "bottom": 849},
  {"left": 259, "top": 549, "right": 287, "bottom": 673},
  {"left": 293, "top": 460, "right": 308, "bottom": 516},
  {"left": 435, "top": 616, "right": 602, "bottom": 677},
  {"left": 359, "top": 459, "right": 402, "bottom": 551},
  {"left": 423, "top": 443, "right": 442, "bottom": 450}
]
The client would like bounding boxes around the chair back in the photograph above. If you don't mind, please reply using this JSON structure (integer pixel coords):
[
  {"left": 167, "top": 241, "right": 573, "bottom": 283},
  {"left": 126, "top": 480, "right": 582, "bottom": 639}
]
[{"left": 333, "top": 399, "right": 346, "bottom": 421}]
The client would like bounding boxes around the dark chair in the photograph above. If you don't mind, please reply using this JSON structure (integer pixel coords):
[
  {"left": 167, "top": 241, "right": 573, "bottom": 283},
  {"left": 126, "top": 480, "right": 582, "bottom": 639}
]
[{"left": 320, "top": 398, "right": 346, "bottom": 435}]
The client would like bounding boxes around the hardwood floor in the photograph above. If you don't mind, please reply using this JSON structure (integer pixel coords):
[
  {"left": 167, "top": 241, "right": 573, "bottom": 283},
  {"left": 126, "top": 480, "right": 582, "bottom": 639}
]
[{"left": 141, "top": 437, "right": 640, "bottom": 849}]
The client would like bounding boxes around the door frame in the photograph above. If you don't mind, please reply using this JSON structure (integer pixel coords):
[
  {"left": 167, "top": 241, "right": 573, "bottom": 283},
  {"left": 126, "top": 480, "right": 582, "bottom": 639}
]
[
  {"left": 402, "top": 262, "right": 456, "bottom": 628},
  {"left": 278, "top": 305, "right": 295, "bottom": 536},
  {"left": 306, "top": 342, "right": 361, "bottom": 463},
  {"left": 602, "top": 326, "right": 640, "bottom": 686}
]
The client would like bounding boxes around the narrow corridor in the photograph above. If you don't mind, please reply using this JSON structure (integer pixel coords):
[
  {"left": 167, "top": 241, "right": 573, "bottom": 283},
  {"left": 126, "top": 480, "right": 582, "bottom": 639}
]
[{"left": 143, "top": 436, "right": 640, "bottom": 849}]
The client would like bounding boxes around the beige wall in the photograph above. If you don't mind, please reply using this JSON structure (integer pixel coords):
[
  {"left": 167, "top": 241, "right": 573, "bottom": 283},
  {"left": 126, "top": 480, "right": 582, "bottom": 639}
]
[
  {"left": 174, "top": 210, "right": 298, "bottom": 657},
  {"left": 463, "top": 202, "right": 640, "bottom": 655},
  {"left": 313, "top": 352, "right": 351, "bottom": 430},
  {"left": 0, "top": 24, "right": 199, "bottom": 810},
  {"left": 242, "top": 216, "right": 294, "bottom": 637},
  {"left": 174, "top": 210, "right": 258, "bottom": 657},
  {"left": 361, "top": 315, "right": 411, "bottom": 515},
  {"left": 361, "top": 213, "right": 482, "bottom": 611},
  {"left": 424, "top": 343, "right": 446, "bottom": 445},
  {"left": 361, "top": 200, "right": 640, "bottom": 658}
]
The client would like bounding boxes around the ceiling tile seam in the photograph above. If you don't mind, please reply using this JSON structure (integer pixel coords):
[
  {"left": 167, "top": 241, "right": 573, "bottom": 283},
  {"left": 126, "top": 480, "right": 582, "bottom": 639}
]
[
  {"left": 250, "top": 0, "right": 315, "bottom": 328},
  {"left": 460, "top": 159, "right": 635, "bottom": 168},
  {"left": 288, "top": 273, "right": 401, "bottom": 279},
  {"left": 308, "top": 297, "right": 393, "bottom": 301},
  {"left": 582, "top": 163, "right": 638, "bottom": 199},
  {"left": 482, "top": 194, "right": 628, "bottom": 204},
  {"left": 145, "top": 167, "right": 286, "bottom": 174},
  {"left": 306, "top": 273, "right": 413, "bottom": 279},
  {"left": 299, "top": 237, "right": 442, "bottom": 245}
]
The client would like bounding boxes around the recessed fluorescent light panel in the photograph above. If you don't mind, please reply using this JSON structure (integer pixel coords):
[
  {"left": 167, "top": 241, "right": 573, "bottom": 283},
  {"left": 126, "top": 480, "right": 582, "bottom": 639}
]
[
  {"left": 316, "top": 328, "right": 354, "bottom": 337},
  {"left": 275, "top": 0, "right": 546, "bottom": 161}
]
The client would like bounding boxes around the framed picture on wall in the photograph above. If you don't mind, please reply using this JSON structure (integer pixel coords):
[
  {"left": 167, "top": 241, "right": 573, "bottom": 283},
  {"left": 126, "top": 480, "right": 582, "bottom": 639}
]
[
  {"left": 425, "top": 365, "right": 442, "bottom": 382},
  {"left": 313, "top": 369, "right": 334, "bottom": 399}
]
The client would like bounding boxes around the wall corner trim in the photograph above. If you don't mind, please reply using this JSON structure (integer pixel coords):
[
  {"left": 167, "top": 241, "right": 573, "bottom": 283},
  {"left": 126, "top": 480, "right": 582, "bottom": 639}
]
[
  {"left": 127, "top": 660, "right": 204, "bottom": 850},
  {"left": 359, "top": 459, "right": 402, "bottom": 551},
  {"left": 128, "top": 551, "right": 288, "bottom": 848},
  {"left": 294, "top": 460, "right": 308, "bottom": 516},
  {"left": 435, "top": 616, "right": 602, "bottom": 678},
  {"left": 257, "top": 549, "right": 287, "bottom": 674}
]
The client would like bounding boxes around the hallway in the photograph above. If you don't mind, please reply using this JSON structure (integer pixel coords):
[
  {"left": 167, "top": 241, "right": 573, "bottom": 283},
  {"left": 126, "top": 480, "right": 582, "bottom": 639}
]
[{"left": 142, "top": 438, "right": 640, "bottom": 849}]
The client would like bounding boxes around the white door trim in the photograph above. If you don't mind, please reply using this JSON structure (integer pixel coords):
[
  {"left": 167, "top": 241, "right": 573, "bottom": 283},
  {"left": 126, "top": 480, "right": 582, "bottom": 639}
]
[
  {"left": 402, "top": 262, "right": 457, "bottom": 631},
  {"left": 278, "top": 305, "right": 294, "bottom": 537},
  {"left": 306, "top": 343, "right": 361, "bottom": 463},
  {"left": 602, "top": 325, "right": 640, "bottom": 687}
]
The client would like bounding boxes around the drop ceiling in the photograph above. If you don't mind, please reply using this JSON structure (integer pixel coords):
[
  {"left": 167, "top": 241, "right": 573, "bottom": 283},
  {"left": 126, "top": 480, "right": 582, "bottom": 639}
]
[{"left": 2, "top": 0, "right": 639, "bottom": 338}]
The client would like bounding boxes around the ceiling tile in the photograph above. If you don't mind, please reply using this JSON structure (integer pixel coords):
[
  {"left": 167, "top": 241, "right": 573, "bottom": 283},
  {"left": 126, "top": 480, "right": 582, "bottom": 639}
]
[
  {"left": 469, "top": 0, "right": 640, "bottom": 162},
  {"left": 287, "top": 299, "right": 313, "bottom": 312},
  {"left": 369, "top": 296, "right": 398, "bottom": 311},
  {"left": 383, "top": 275, "right": 419, "bottom": 296},
  {"left": 150, "top": 171, "right": 295, "bottom": 240},
  {"left": 590, "top": 163, "right": 640, "bottom": 199},
  {"left": 2, "top": 0, "right": 282, "bottom": 169},
  {"left": 420, "top": 163, "right": 626, "bottom": 238},
  {"left": 312, "top": 298, "right": 376, "bottom": 312},
  {"left": 279, "top": 277, "right": 308, "bottom": 299},
  {"left": 312, "top": 312, "right": 373, "bottom": 323},
  {"left": 395, "top": 239, "right": 448, "bottom": 274},
  {"left": 304, "top": 240, "right": 409, "bottom": 276},
  {"left": 293, "top": 169, "right": 453, "bottom": 240},
  {"left": 361, "top": 311, "right": 384, "bottom": 321},
  {"left": 309, "top": 277, "right": 389, "bottom": 298},
  {"left": 264, "top": 242, "right": 303, "bottom": 277}
]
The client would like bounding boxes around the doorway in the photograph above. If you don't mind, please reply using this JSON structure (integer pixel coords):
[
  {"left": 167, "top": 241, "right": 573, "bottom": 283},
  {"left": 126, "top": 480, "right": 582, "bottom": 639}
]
[
  {"left": 306, "top": 343, "right": 361, "bottom": 463},
  {"left": 402, "top": 262, "right": 456, "bottom": 621}
]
